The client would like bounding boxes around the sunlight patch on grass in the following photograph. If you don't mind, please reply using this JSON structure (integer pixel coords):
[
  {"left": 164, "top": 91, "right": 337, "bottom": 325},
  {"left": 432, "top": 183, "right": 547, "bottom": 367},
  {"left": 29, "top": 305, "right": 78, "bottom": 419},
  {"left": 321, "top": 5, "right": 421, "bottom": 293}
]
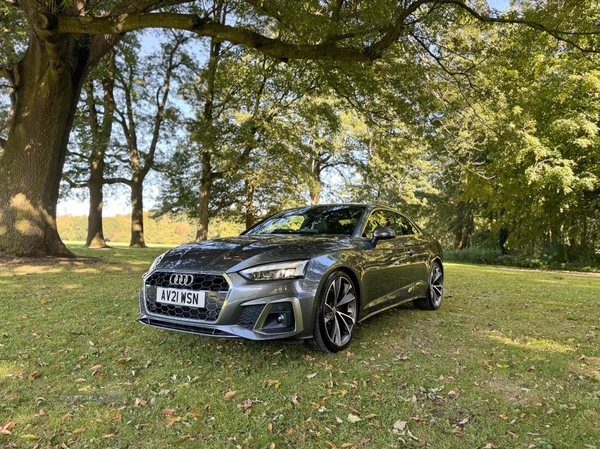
[
  {"left": 484, "top": 331, "right": 576, "bottom": 353},
  {"left": 10, "top": 265, "right": 63, "bottom": 275},
  {"left": 0, "top": 361, "right": 17, "bottom": 378}
]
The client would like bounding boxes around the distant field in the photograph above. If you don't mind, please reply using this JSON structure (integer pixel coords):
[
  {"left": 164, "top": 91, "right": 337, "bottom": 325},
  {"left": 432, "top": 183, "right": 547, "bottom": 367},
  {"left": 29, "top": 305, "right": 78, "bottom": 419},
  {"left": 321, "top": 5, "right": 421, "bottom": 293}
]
[{"left": 0, "top": 247, "right": 599, "bottom": 448}]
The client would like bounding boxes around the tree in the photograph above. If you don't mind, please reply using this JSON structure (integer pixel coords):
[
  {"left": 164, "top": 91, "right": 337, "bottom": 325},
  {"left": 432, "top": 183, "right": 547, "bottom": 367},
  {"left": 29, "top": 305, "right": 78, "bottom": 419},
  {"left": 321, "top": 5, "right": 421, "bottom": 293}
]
[
  {"left": 63, "top": 50, "right": 117, "bottom": 248},
  {"left": 1, "top": 0, "right": 598, "bottom": 256},
  {"left": 108, "top": 33, "right": 186, "bottom": 247},
  {"left": 159, "top": 34, "right": 312, "bottom": 238},
  {"left": 422, "top": 12, "right": 600, "bottom": 258}
]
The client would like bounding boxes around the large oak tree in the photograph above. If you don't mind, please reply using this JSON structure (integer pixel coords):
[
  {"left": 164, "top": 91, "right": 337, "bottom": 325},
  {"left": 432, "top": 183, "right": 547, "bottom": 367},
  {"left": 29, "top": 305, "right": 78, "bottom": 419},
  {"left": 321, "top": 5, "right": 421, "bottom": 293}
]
[{"left": 0, "top": 0, "right": 596, "bottom": 256}]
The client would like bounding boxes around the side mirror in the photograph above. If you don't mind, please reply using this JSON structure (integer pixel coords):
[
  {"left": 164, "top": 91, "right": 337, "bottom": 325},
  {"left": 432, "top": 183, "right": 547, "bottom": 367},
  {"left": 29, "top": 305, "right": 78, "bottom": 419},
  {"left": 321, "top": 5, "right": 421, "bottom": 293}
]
[{"left": 371, "top": 226, "right": 396, "bottom": 245}]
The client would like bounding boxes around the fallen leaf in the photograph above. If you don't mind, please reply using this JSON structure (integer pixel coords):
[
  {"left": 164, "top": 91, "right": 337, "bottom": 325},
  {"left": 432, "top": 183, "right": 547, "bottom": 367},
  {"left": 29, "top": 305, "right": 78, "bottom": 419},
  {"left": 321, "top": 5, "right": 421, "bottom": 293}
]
[
  {"left": 72, "top": 428, "right": 85, "bottom": 434},
  {"left": 224, "top": 391, "right": 237, "bottom": 400},
  {"left": 162, "top": 408, "right": 177, "bottom": 416},
  {"left": 307, "top": 373, "right": 317, "bottom": 379},
  {"left": 188, "top": 410, "right": 202, "bottom": 418},
  {"left": 347, "top": 413, "right": 361, "bottom": 423},
  {"left": 165, "top": 415, "right": 181, "bottom": 427},
  {"left": 28, "top": 371, "right": 41, "bottom": 380},
  {"left": 267, "top": 379, "right": 281, "bottom": 388},
  {"left": 0, "top": 421, "right": 15, "bottom": 435},
  {"left": 393, "top": 420, "right": 407, "bottom": 433},
  {"left": 290, "top": 395, "right": 299, "bottom": 405},
  {"left": 90, "top": 364, "right": 102, "bottom": 371}
]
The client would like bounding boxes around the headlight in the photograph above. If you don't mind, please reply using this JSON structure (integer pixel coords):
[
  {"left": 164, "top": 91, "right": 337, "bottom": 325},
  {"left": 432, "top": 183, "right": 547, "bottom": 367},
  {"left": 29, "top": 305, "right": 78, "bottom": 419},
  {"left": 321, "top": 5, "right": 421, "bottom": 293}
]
[
  {"left": 148, "top": 252, "right": 167, "bottom": 273},
  {"left": 239, "top": 260, "right": 309, "bottom": 282}
]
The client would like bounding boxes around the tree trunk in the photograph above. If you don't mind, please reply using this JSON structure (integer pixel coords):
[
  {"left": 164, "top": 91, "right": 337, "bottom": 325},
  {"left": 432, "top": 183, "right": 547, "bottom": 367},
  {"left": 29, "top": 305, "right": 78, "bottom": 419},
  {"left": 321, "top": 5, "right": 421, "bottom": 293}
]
[
  {"left": 85, "top": 55, "right": 116, "bottom": 249},
  {"left": 85, "top": 165, "right": 109, "bottom": 248},
  {"left": 310, "top": 157, "right": 322, "bottom": 205},
  {"left": 244, "top": 179, "right": 256, "bottom": 229},
  {"left": 0, "top": 34, "right": 85, "bottom": 257},
  {"left": 196, "top": 175, "right": 213, "bottom": 241},
  {"left": 130, "top": 180, "right": 147, "bottom": 247}
]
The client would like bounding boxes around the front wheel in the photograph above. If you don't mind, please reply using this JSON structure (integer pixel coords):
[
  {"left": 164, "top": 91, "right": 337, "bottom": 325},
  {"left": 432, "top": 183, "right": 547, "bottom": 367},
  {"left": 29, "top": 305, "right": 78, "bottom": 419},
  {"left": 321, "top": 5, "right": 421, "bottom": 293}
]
[
  {"left": 414, "top": 261, "right": 443, "bottom": 310},
  {"left": 306, "top": 271, "right": 358, "bottom": 353}
]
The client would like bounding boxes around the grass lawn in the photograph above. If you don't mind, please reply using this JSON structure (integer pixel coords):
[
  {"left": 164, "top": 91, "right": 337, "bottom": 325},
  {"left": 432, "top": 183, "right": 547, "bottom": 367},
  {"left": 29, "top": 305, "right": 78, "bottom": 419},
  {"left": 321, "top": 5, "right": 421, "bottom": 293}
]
[{"left": 1, "top": 245, "right": 599, "bottom": 448}]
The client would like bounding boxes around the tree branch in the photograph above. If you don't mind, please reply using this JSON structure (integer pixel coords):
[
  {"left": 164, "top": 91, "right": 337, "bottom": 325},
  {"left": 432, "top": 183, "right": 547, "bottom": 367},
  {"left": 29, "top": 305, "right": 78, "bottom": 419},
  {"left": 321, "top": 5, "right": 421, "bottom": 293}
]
[
  {"left": 104, "top": 177, "right": 133, "bottom": 186},
  {"left": 44, "top": 12, "right": 373, "bottom": 62},
  {"left": 437, "top": 0, "right": 600, "bottom": 53},
  {"left": 62, "top": 176, "right": 89, "bottom": 189},
  {"left": 140, "top": 35, "right": 186, "bottom": 178}
]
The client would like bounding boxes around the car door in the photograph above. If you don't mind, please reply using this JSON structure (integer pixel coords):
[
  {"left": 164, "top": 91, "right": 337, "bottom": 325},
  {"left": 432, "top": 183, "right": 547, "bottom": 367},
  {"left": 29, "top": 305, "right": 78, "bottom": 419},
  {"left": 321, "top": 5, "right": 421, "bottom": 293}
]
[
  {"left": 360, "top": 209, "right": 416, "bottom": 315},
  {"left": 396, "top": 214, "right": 430, "bottom": 299}
]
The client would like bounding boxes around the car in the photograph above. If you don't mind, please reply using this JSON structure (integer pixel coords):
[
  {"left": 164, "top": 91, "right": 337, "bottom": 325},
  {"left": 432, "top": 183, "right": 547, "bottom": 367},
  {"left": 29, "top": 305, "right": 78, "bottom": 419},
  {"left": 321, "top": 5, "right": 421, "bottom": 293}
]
[{"left": 138, "top": 204, "right": 444, "bottom": 353}]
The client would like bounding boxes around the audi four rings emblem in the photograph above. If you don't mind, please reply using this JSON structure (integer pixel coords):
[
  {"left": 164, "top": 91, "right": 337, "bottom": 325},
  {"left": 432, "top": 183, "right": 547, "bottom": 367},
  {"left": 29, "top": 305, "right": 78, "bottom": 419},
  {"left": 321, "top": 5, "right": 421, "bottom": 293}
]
[{"left": 169, "top": 274, "right": 194, "bottom": 287}]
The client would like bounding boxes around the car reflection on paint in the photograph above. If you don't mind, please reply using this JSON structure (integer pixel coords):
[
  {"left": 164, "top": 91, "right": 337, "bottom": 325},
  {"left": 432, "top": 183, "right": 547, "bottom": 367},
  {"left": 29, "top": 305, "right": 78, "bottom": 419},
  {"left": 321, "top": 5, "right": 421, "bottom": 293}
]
[{"left": 138, "top": 204, "right": 444, "bottom": 353}]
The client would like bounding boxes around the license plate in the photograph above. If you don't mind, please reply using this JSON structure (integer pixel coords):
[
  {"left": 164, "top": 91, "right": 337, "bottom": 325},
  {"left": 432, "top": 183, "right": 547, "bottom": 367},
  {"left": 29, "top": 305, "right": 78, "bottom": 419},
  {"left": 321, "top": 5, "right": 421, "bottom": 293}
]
[{"left": 156, "top": 287, "right": 206, "bottom": 308}]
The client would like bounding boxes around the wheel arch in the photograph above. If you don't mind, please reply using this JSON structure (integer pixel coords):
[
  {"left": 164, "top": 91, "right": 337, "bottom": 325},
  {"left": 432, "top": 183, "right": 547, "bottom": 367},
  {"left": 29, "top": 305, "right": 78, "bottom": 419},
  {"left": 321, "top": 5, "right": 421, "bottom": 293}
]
[{"left": 311, "top": 265, "right": 362, "bottom": 319}]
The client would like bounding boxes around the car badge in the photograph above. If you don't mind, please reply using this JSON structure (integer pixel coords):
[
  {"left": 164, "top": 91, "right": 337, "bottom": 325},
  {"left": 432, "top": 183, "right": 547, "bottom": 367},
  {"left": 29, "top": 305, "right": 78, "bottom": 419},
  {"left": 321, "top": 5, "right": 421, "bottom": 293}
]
[{"left": 169, "top": 273, "right": 194, "bottom": 287}]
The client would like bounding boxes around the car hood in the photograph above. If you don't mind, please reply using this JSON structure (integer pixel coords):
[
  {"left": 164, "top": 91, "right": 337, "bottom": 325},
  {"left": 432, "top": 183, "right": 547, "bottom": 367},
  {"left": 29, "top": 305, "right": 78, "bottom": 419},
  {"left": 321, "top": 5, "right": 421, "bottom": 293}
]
[{"left": 156, "top": 235, "right": 353, "bottom": 273}]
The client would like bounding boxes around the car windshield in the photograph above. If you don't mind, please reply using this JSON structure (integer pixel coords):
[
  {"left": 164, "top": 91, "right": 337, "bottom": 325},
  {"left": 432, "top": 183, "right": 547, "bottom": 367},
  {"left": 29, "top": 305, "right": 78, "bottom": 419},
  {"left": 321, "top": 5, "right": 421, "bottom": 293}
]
[{"left": 245, "top": 205, "right": 366, "bottom": 236}]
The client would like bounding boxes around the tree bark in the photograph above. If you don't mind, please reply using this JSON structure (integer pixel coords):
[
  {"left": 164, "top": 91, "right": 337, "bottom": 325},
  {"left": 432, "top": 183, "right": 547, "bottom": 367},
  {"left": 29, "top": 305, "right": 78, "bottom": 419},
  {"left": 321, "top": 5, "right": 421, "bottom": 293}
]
[
  {"left": 309, "top": 157, "right": 322, "bottom": 205},
  {"left": 244, "top": 179, "right": 256, "bottom": 229},
  {"left": 85, "top": 56, "right": 116, "bottom": 248},
  {"left": 130, "top": 180, "right": 147, "bottom": 247},
  {"left": 86, "top": 168, "right": 108, "bottom": 248},
  {"left": 196, "top": 171, "right": 213, "bottom": 241},
  {"left": 0, "top": 32, "right": 87, "bottom": 257}
]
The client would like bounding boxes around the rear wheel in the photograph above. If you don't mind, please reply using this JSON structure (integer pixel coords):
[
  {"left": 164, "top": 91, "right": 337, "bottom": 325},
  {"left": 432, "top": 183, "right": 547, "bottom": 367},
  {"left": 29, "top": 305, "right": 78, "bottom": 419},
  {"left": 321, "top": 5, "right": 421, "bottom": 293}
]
[
  {"left": 414, "top": 261, "right": 443, "bottom": 310},
  {"left": 306, "top": 271, "right": 358, "bottom": 353}
]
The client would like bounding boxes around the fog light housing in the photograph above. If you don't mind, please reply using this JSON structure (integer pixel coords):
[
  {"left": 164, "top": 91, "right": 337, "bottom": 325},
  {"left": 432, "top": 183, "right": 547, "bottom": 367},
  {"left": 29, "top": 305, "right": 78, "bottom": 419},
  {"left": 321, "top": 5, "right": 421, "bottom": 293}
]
[{"left": 261, "top": 302, "right": 295, "bottom": 333}]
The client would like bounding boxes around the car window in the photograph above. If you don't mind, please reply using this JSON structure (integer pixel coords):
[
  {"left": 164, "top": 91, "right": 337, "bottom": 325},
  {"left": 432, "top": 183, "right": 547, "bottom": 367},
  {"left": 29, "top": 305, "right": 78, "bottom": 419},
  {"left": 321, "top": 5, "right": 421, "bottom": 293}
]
[
  {"left": 363, "top": 210, "right": 418, "bottom": 238},
  {"left": 247, "top": 206, "right": 365, "bottom": 236},
  {"left": 399, "top": 216, "right": 417, "bottom": 235}
]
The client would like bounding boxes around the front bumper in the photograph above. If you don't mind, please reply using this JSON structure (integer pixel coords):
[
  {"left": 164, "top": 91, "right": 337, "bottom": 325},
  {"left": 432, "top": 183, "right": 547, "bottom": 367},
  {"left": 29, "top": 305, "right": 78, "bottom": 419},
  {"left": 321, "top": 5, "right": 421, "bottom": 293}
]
[{"left": 137, "top": 269, "right": 317, "bottom": 340}]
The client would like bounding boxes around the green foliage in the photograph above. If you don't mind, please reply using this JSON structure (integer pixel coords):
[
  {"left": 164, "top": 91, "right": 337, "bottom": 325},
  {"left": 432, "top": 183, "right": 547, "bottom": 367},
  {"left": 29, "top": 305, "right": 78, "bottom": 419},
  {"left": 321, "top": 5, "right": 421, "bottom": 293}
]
[{"left": 421, "top": 9, "right": 600, "bottom": 261}]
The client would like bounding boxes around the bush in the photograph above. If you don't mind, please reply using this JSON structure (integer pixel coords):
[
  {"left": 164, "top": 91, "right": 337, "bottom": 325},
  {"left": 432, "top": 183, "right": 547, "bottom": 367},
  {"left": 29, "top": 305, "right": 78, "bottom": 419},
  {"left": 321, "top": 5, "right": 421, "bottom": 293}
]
[{"left": 443, "top": 246, "right": 599, "bottom": 272}]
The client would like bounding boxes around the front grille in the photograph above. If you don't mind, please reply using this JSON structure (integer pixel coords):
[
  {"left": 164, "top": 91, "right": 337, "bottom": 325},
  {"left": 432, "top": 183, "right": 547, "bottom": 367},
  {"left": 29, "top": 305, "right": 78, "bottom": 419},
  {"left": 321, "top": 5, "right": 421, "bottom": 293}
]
[
  {"left": 144, "top": 271, "right": 229, "bottom": 322},
  {"left": 238, "top": 305, "right": 266, "bottom": 330}
]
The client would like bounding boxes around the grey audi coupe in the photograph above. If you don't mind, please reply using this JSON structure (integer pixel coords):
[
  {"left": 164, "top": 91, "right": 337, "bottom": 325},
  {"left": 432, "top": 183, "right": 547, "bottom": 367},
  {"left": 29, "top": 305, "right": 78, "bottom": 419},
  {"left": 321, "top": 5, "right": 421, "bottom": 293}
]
[{"left": 138, "top": 204, "right": 444, "bottom": 352}]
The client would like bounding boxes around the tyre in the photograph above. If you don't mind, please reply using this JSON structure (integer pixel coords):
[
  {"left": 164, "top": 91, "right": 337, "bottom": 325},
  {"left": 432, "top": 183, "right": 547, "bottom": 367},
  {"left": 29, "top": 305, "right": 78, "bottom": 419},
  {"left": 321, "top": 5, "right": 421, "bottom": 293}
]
[
  {"left": 306, "top": 271, "right": 358, "bottom": 353},
  {"left": 414, "top": 261, "right": 443, "bottom": 310}
]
